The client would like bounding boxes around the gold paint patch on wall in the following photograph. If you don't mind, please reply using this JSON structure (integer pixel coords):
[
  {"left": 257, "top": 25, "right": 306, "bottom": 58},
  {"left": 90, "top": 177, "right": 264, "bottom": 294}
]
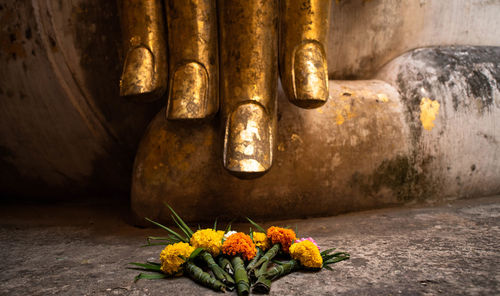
[
  {"left": 333, "top": 91, "right": 356, "bottom": 125},
  {"left": 419, "top": 97, "right": 440, "bottom": 131},
  {"left": 377, "top": 93, "right": 389, "bottom": 102}
]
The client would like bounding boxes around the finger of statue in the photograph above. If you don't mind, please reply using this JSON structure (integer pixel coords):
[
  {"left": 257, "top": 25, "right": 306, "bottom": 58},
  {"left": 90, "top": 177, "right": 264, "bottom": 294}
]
[
  {"left": 119, "top": 0, "right": 168, "bottom": 101},
  {"left": 165, "top": 0, "right": 219, "bottom": 119},
  {"left": 280, "top": 0, "right": 331, "bottom": 108},
  {"left": 219, "top": 0, "right": 278, "bottom": 178}
]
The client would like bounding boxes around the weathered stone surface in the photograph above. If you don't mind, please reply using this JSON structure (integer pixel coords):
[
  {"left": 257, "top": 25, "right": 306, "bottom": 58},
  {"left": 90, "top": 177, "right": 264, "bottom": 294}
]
[
  {"left": 0, "top": 196, "right": 498, "bottom": 295},
  {"left": 132, "top": 79, "right": 413, "bottom": 223},
  {"left": 0, "top": 0, "right": 161, "bottom": 199},
  {"left": 329, "top": 0, "right": 500, "bottom": 79},
  {"left": 132, "top": 46, "right": 500, "bottom": 223},
  {"left": 2, "top": 0, "right": 500, "bottom": 200},
  {"left": 378, "top": 46, "right": 500, "bottom": 204}
]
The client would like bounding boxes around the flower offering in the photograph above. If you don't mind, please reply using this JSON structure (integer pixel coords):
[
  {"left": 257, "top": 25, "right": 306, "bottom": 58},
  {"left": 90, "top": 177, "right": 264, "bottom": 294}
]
[{"left": 130, "top": 205, "right": 350, "bottom": 295}]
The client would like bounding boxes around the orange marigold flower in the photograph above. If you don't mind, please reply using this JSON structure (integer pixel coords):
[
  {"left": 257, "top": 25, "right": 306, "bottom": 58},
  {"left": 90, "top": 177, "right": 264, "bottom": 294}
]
[
  {"left": 221, "top": 232, "right": 257, "bottom": 261},
  {"left": 266, "top": 226, "right": 297, "bottom": 253}
]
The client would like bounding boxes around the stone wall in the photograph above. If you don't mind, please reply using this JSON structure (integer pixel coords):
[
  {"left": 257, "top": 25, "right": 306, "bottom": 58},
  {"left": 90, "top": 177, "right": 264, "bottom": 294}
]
[{"left": 1, "top": 0, "right": 499, "bottom": 205}]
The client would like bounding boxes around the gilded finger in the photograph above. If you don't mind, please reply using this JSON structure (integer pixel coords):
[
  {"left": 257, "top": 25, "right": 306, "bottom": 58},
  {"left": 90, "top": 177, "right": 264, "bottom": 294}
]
[
  {"left": 165, "top": 0, "right": 219, "bottom": 119},
  {"left": 119, "top": 0, "right": 168, "bottom": 102},
  {"left": 280, "top": 0, "right": 331, "bottom": 108},
  {"left": 219, "top": 0, "right": 278, "bottom": 178}
]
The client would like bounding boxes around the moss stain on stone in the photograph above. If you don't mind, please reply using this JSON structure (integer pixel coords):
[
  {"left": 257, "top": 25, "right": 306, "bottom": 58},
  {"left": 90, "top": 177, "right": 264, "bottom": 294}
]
[{"left": 350, "top": 155, "right": 441, "bottom": 203}]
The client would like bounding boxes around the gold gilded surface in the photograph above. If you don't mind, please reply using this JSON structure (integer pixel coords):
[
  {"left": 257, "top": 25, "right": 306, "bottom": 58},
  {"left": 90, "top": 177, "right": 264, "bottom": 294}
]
[
  {"left": 224, "top": 103, "right": 272, "bottom": 176},
  {"left": 119, "top": 0, "right": 167, "bottom": 101},
  {"left": 167, "top": 62, "right": 208, "bottom": 119},
  {"left": 280, "top": 0, "right": 331, "bottom": 108},
  {"left": 219, "top": 0, "right": 278, "bottom": 178},
  {"left": 165, "top": 0, "right": 218, "bottom": 119},
  {"left": 120, "top": 0, "right": 332, "bottom": 179}
]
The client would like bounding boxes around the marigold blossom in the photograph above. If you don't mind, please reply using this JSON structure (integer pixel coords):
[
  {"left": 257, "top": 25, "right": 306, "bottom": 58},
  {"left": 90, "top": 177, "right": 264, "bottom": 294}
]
[
  {"left": 221, "top": 232, "right": 257, "bottom": 261},
  {"left": 295, "top": 237, "right": 320, "bottom": 251},
  {"left": 266, "top": 226, "right": 297, "bottom": 253},
  {"left": 223, "top": 231, "right": 237, "bottom": 242},
  {"left": 252, "top": 232, "right": 271, "bottom": 251},
  {"left": 190, "top": 229, "right": 225, "bottom": 256},
  {"left": 289, "top": 240, "right": 323, "bottom": 268},
  {"left": 159, "top": 242, "right": 195, "bottom": 276}
]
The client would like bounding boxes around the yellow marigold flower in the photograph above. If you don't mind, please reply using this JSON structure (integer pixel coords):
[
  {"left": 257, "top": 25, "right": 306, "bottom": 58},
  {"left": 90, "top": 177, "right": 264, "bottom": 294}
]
[
  {"left": 159, "top": 242, "right": 195, "bottom": 276},
  {"left": 190, "top": 229, "right": 225, "bottom": 256},
  {"left": 252, "top": 232, "right": 271, "bottom": 251},
  {"left": 289, "top": 240, "right": 323, "bottom": 268},
  {"left": 221, "top": 232, "right": 257, "bottom": 261},
  {"left": 267, "top": 226, "right": 297, "bottom": 253}
]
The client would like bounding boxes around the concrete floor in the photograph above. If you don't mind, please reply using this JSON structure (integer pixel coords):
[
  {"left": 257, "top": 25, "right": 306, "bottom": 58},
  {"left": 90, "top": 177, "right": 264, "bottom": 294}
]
[{"left": 0, "top": 196, "right": 499, "bottom": 295}]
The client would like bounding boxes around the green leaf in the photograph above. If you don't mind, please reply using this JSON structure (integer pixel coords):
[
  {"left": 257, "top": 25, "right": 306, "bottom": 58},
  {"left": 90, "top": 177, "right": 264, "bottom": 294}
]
[
  {"left": 129, "top": 262, "right": 162, "bottom": 271},
  {"left": 171, "top": 214, "right": 192, "bottom": 240},
  {"left": 224, "top": 221, "right": 233, "bottom": 233},
  {"left": 320, "top": 248, "right": 336, "bottom": 256},
  {"left": 323, "top": 265, "right": 333, "bottom": 271},
  {"left": 325, "top": 252, "right": 348, "bottom": 260},
  {"left": 164, "top": 203, "right": 194, "bottom": 237},
  {"left": 145, "top": 218, "right": 187, "bottom": 243},
  {"left": 324, "top": 257, "right": 349, "bottom": 265},
  {"left": 147, "top": 261, "right": 161, "bottom": 266},
  {"left": 249, "top": 227, "right": 253, "bottom": 241},
  {"left": 147, "top": 236, "right": 171, "bottom": 241},
  {"left": 322, "top": 253, "right": 339, "bottom": 260},
  {"left": 213, "top": 218, "right": 217, "bottom": 231},
  {"left": 189, "top": 248, "right": 205, "bottom": 261},
  {"left": 134, "top": 273, "right": 166, "bottom": 282},
  {"left": 246, "top": 217, "right": 266, "bottom": 233},
  {"left": 323, "top": 252, "right": 349, "bottom": 262},
  {"left": 324, "top": 254, "right": 350, "bottom": 265},
  {"left": 145, "top": 236, "right": 175, "bottom": 246}
]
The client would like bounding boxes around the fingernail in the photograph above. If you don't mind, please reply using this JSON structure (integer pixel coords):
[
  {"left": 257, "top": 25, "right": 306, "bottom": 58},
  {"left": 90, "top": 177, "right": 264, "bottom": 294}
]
[
  {"left": 223, "top": 103, "right": 272, "bottom": 178},
  {"left": 167, "top": 62, "right": 209, "bottom": 119},
  {"left": 292, "top": 42, "right": 328, "bottom": 108},
  {"left": 120, "top": 46, "right": 155, "bottom": 97}
]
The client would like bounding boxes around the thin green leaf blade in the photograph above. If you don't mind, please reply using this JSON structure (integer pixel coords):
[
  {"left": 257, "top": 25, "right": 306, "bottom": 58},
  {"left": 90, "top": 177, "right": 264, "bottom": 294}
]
[
  {"left": 144, "top": 217, "right": 187, "bottom": 243},
  {"left": 324, "top": 257, "right": 349, "bottom": 265},
  {"left": 171, "top": 214, "right": 192, "bottom": 240},
  {"left": 189, "top": 248, "right": 205, "bottom": 261},
  {"left": 224, "top": 221, "right": 233, "bottom": 233},
  {"left": 324, "top": 254, "right": 350, "bottom": 265},
  {"left": 129, "top": 262, "right": 162, "bottom": 271},
  {"left": 147, "top": 236, "right": 171, "bottom": 241},
  {"left": 320, "top": 248, "right": 336, "bottom": 255},
  {"left": 246, "top": 217, "right": 266, "bottom": 233},
  {"left": 134, "top": 273, "right": 166, "bottom": 282},
  {"left": 164, "top": 203, "right": 194, "bottom": 236}
]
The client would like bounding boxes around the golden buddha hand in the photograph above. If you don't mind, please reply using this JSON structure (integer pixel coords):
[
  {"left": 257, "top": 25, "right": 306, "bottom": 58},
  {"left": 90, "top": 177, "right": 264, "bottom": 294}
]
[{"left": 119, "top": 0, "right": 331, "bottom": 178}]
